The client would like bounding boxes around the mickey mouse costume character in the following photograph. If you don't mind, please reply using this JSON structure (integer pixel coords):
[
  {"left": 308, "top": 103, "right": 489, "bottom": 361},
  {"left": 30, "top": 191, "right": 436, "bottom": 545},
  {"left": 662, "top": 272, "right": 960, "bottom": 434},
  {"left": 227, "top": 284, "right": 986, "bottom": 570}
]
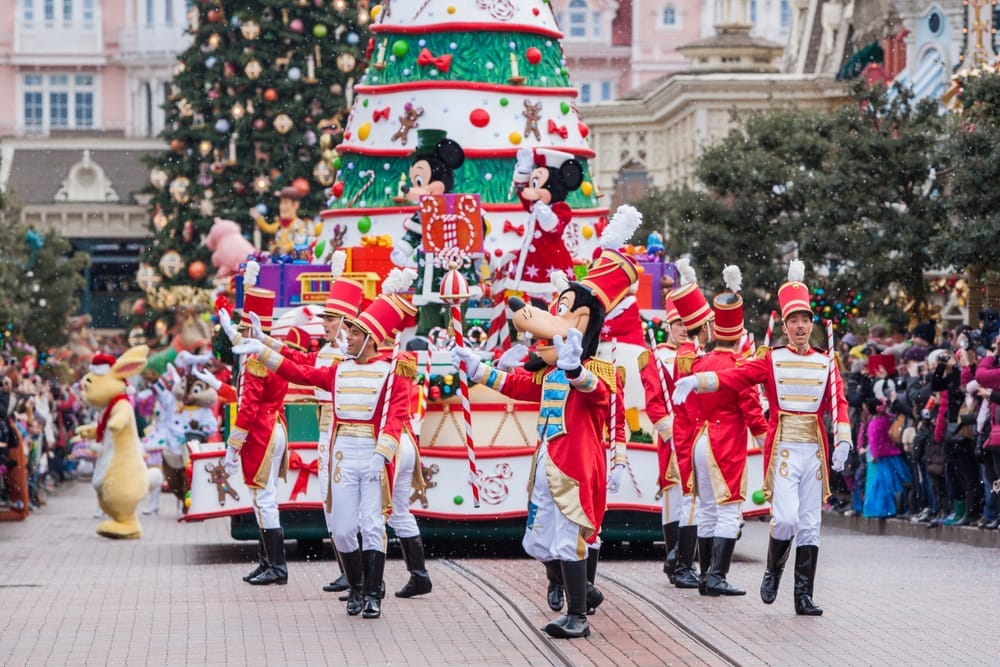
[
  {"left": 390, "top": 129, "right": 480, "bottom": 333},
  {"left": 673, "top": 260, "right": 853, "bottom": 616},
  {"left": 509, "top": 147, "right": 584, "bottom": 298},
  {"left": 454, "top": 212, "right": 638, "bottom": 639}
]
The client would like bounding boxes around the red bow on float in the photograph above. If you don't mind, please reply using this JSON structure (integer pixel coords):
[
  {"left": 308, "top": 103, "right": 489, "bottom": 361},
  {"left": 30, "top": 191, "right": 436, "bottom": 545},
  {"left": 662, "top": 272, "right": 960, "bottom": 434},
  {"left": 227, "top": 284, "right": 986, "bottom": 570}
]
[
  {"left": 372, "top": 107, "right": 391, "bottom": 122},
  {"left": 503, "top": 220, "right": 525, "bottom": 236},
  {"left": 547, "top": 119, "right": 568, "bottom": 139},
  {"left": 288, "top": 450, "right": 319, "bottom": 501},
  {"left": 417, "top": 48, "right": 453, "bottom": 72}
]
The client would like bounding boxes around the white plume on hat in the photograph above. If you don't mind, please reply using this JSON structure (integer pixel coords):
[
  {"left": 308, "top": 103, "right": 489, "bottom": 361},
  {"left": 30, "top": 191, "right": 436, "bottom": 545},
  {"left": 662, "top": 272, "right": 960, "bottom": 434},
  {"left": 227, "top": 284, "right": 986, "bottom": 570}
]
[
  {"left": 244, "top": 259, "right": 260, "bottom": 287},
  {"left": 550, "top": 269, "right": 571, "bottom": 293},
  {"left": 382, "top": 267, "right": 417, "bottom": 295},
  {"left": 289, "top": 305, "right": 319, "bottom": 326},
  {"left": 722, "top": 265, "right": 742, "bottom": 293},
  {"left": 676, "top": 257, "right": 697, "bottom": 287},
  {"left": 600, "top": 204, "right": 643, "bottom": 249},
  {"left": 329, "top": 250, "right": 347, "bottom": 280},
  {"left": 787, "top": 259, "right": 805, "bottom": 283}
]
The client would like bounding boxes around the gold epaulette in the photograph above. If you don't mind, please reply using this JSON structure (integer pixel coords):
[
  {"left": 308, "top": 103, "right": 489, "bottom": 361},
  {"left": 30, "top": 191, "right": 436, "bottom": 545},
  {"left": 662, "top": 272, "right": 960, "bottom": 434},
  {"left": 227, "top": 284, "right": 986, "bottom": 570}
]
[
  {"left": 675, "top": 353, "right": 694, "bottom": 375},
  {"left": 395, "top": 356, "right": 417, "bottom": 379},
  {"left": 637, "top": 350, "right": 650, "bottom": 370},
  {"left": 584, "top": 357, "right": 617, "bottom": 393},
  {"left": 246, "top": 358, "right": 268, "bottom": 378},
  {"left": 755, "top": 345, "right": 770, "bottom": 359}
]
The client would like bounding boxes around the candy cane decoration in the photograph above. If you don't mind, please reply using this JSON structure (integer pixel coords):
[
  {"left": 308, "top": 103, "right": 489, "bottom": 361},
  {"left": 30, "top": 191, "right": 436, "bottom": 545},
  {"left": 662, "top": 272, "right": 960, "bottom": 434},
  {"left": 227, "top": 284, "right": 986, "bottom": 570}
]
[
  {"left": 763, "top": 310, "right": 776, "bottom": 348},
  {"left": 825, "top": 319, "right": 840, "bottom": 431},
  {"left": 609, "top": 337, "right": 618, "bottom": 463},
  {"left": 647, "top": 326, "right": 672, "bottom": 500},
  {"left": 451, "top": 302, "right": 481, "bottom": 507},
  {"left": 347, "top": 169, "right": 376, "bottom": 208}
]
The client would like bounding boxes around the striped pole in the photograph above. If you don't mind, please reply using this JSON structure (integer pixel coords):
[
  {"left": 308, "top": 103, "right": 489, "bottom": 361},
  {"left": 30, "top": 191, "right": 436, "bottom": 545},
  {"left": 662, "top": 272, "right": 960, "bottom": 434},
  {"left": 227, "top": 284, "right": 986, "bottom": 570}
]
[
  {"left": 451, "top": 303, "right": 481, "bottom": 507},
  {"left": 763, "top": 310, "right": 776, "bottom": 347},
  {"left": 376, "top": 334, "right": 402, "bottom": 485},
  {"left": 825, "top": 319, "right": 840, "bottom": 429},
  {"left": 609, "top": 337, "right": 618, "bottom": 466}
]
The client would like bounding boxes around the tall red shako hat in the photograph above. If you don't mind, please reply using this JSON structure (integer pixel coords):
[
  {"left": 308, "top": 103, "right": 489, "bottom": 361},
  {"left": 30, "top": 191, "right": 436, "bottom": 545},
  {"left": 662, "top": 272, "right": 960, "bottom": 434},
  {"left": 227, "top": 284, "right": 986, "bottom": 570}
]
[
  {"left": 664, "top": 296, "right": 681, "bottom": 324},
  {"left": 669, "top": 258, "right": 713, "bottom": 331},
  {"left": 354, "top": 268, "right": 419, "bottom": 344},
  {"left": 323, "top": 249, "right": 364, "bottom": 319},
  {"left": 713, "top": 264, "right": 745, "bottom": 342},
  {"left": 778, "top": 260, "right": 811, "bottom": 321},
  {"left": 578, "top": 204, "right": 643, "bottom": 311}
]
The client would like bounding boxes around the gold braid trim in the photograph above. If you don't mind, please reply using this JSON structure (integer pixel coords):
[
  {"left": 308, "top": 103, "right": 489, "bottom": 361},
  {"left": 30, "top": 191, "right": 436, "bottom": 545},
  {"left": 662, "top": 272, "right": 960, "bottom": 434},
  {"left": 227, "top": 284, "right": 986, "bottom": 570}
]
[
  {"left": 637, "top": 350, "right": 649, "bottom": 370},
  {"left": 246, "top": 358, "right": 268, "bottom": 378},
  {"left": 675, "top": 352, "right": 694, "bottom": 375},
  {"left": 395, "top": 357, "right": 417, "bottom": 379},
  {"left": 532, "top": 368, "right": 547, "bottom": 384},
  {"left": 584, "top": 357, "right": 617, "bottom": 393},
  {"left": 755, "top": 345, "right": 770, "bottom": 359}
]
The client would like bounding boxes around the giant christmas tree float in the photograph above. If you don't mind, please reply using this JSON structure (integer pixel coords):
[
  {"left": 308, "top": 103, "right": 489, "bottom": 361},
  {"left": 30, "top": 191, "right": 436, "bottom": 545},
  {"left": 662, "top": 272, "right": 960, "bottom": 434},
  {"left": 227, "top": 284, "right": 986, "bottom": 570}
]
[
  {"left": 320, "top": 0, "right": 609, "bottom": 335},
  {"left": 140, "top": 0, "right": 368, "bottom": 316}
]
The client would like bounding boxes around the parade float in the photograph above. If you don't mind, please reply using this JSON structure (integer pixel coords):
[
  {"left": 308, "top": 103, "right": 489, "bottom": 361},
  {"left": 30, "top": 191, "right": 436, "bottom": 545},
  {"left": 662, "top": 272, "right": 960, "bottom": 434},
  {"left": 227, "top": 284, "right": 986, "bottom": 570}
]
[{"left": 181, "top": 0, "right": 768, "bottom": 544}]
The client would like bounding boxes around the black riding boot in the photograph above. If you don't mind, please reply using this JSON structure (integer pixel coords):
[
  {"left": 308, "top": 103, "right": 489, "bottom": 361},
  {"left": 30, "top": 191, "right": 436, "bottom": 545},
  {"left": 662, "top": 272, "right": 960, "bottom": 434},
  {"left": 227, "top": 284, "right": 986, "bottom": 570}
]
[
  {"left": 395, "top": 536, "right": 433, "bottom": 598},
  {"left": 760, "top": 537, "right": 792, "bottom": 604},
  {"left": 323, "top": 542, "right": 349, "bottom": 592},
  {"left": 342, "top": 549, "right": 364, "bottom": 616},
  {"left": 248, "top": 528, "right": 288, "bottom": 585},
  {"left": 243, "top": 529, "right": 269, "bottom": 582},
  {"left": 697, "top": 536, "right": 713, "bottom": 596},
  {"left": 362, "top": 550, "right": 386, "bottom": 619},
  {"left": 543, "top": 560, "right": 564, "bottom": 611},
  {"left": 663, "top": 522, "right": 679, "bottom": 583},
  {"left": 705, "top": 537, "right": 745, "bottom": 596},
  {"left": 585, "top": 546, "right": 604, "bottom": 615},
  {"left": 673, "top": 525, "right": 700, "bottom": 589},
  {"left": 793, "top": 545, "right": 823, "bottom": 616},
  {"left": 543, "top": 559, "right": 590, "bottom": 639}
]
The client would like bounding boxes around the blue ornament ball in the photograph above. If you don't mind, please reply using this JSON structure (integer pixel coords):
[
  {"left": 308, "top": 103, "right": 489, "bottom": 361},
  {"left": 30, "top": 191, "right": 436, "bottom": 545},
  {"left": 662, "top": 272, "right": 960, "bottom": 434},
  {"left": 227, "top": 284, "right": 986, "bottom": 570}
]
[
  {"left": 255, "top": 203, "right": 268, "bottom": 216},
  {"left": 214, "top": 118, "right": 230, "bottom": 133},
  {"left": 346, "top": 31, "right": 360, "bottom": 45}
]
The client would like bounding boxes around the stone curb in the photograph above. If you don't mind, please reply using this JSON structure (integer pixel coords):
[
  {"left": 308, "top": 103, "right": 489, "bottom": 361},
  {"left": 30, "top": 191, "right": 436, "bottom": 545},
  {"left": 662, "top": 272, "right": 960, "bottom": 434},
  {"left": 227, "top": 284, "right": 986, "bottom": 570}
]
[{"left": 823, "top": 510, "right": 1000, "bottom": 549}]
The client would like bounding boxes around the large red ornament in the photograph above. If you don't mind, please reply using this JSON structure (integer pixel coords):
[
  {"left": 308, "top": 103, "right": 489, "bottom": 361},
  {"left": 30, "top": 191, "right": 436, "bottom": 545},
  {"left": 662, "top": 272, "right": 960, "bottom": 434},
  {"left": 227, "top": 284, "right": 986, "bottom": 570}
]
[
  {"left": 469, "top": 108, "right": 490, "bottom": 128},
  {"left": 206, "top": 9, "right": 220, "bottom": 22},
  {"left": 331, "top": 181, "right": 344, "bottom": 197},
  {"left": 188, "top": 260, "right": 208, "bottom": 281},
  {"left": 578, "top": 122, "right": 589, "bottom": 138},
  {"left": 170, "top": 138, "right": 185, "bottom": 152},
  {"left": 264, "top": 88, "right": 278, "bottom": 102},
  {"left": 291, "top": 177, "right": 310, "bottom": 197},
  {"left": 525, "top": 47, "right": 542, "bottom": 65},
  {"left": 252, "top": 118, "right": 267, "bottom": 130}
]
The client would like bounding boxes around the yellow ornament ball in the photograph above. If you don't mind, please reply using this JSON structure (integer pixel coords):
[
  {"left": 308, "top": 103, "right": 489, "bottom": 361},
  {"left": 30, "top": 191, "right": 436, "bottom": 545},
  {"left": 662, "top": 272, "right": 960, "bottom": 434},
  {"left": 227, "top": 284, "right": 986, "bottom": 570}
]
[
  {"left": 444, "top": 374, "right": 455, "bottom": 386},
  {"left": 509, "top": 132, "right": 522, "bottom": 145},
  {"left": 580, "top": 181, "right": 594, "bottom": 197},
  {"left": 184, "top": 497, "right": 192, "bottom": 509},
  {"left": 370, "top": 4, "right": 381, "bottom": 19},
  {"left": 358, "top": 122, "right": 372, "bottom": 141},
  {"left": 582, "top": 225, "right": 593, "bottom": 239},
  {"left": 447, "top": 5, "right": 456, "bottom": 13}
]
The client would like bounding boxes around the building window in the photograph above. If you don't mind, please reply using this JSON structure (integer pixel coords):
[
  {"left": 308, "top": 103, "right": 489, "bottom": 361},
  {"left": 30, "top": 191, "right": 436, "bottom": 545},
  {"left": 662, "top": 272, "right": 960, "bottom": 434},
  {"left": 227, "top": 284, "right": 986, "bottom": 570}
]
[
  {"left": 36, "top": 0, "right": 92, "bottom": 26},
  {"left": 44, "top": 0, "right": 54, "bottom": 21},
  {"left": 580, "top": 82, "right": 591, "bottom": 104},
  {"left": 146, "top": 0, "right": 154, "bottom": 25},
  {"left": 83, "top": 0, "right": 93, "bottom": 25},
  {"left": 569, "top": 0, "right": 587, "bottom": 37},
  {"left": 780, "top": 0, "right": 790, "bottom": 26},
  {"left": 24, "top": 0, "right": 35, "bottom": 22},
  {"left": 165, "top": 0, "right": 173, "bottom": 24},
  {"left": 559, "top": 0, "right": 601, "bottom": 40},
  {"left": 750, "top": 0, "right": 757, "bottom": 23},
  {"left": 601, "top": 81, "right": 612, "bottom": 101},
  {"left": 663, "top": 5, "right": 676, "bottom": 25},
  {"left": 23, "top": 73, "right": 96, "bottom": 131}
]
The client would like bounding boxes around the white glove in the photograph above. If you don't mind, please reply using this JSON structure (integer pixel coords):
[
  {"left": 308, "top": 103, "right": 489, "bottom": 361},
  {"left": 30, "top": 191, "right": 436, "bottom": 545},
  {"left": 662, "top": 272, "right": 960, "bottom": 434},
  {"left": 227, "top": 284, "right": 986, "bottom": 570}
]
[
  {"left": 165, "top": 363, "right": 181, "bottom": 386},
  {"left": 672, "top": 376, "right": 697, "bottom": 405},
  {"left": 218, "top": 309, "right": 239, "bottom": 343},
  {"left": 495, "top": 344, "right": 529, "bottom": 372},
  {"left": 231, "top": 338, "right": 265, "bottom": 356},
  {"left": 390, "top": 246, "right": 413, "bottom": 267},
  {"left": 554, "top": 328, "right": 583, "bottom": 372},
  {"left": 223, "top": 446, "right": 240, "bottom": 476},
  {"left": 367, "top": 452, "right": 387, "bottom": 483},
  {"left": 451, "top": 346, "right": 484, "bottom": 383},
  {"left": 191, "top": 367, "right": 221, "bottom": 390},
  {"left": 335, "top": 329, "right": 349, "bottom": 356},
  {"left": 533, "top": 201, "right": 557, "bottom": 231},
  {"left": 607, "top": 463, "right": 625, "bottom": 494},
  {"left": 247, "top": 311, "right": 265, "bottom": 341},
  {"left": 831, "top": 441, "right": 851, "bottom": 472},
  {"left": 515, "top": 147, "right": 534, "bottom": 176}
]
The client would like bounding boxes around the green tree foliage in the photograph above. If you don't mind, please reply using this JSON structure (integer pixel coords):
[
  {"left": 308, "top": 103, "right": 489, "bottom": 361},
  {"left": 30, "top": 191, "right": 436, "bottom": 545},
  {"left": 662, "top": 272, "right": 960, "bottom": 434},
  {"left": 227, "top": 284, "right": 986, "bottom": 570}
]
[{"left": 0, "top": 191, "right": 89, "bottom": 350}]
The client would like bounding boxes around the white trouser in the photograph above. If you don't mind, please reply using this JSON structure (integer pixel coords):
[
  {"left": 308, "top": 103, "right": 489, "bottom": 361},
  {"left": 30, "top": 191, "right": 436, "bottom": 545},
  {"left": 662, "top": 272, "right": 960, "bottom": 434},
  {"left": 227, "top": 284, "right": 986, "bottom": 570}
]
[
  {"left": 680, "top": 490, "right": 698, "bottom": 528},
  {"left": 769, "top": 441, "right": 823, "bottom": 547},
  {"left": 388, "top": 432, "right": 420, "bottom": 539},
  {"left": 522, "top": 443, "right": 589, "bottom": 562},
  {"left": 252, "top": 423, "right": 287, "bottom": 530},
  {"left": 693, "top": 435, "right": 742, "bottom": 539},
  {"left": 661, "top": 483, "right": 683, "bottom": 524},
  {"left": 330, "top": 437, "right": 386, "bottom": 554},
  {"left": 316, "top": 429, "right": 334, "bottom": 534}
]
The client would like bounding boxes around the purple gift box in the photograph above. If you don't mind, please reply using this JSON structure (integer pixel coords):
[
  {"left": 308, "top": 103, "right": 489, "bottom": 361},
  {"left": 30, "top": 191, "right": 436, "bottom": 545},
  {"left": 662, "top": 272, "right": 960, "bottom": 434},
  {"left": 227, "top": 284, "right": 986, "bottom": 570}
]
[
  {"left": 639, "top": 260, "right": 676, "bottom": 310},
  {"left": 255, "top": 263, "right": 330, "bottom": 307}
]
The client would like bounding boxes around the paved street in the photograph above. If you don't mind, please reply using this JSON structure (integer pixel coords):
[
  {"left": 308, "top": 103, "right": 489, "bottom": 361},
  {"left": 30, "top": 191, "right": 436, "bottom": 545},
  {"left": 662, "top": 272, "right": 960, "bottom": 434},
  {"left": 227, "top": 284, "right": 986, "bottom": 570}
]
[{"left": 3, "top": 480, "right": 1000, "bottom": 666}]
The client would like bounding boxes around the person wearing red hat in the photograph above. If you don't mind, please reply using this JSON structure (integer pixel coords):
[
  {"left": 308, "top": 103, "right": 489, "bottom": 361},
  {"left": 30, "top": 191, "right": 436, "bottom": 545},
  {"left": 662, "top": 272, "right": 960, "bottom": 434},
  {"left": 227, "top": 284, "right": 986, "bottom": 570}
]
[
  {"left": 224, "top": 269, "right": 419, "bottom": 620},
  {"left": 664, "top": 257, "right": 714, "bottom": 590},
  {"left": 454, "top": 239, "right": 636, "bottom": 639},
  {"left": 686, "top": 266, "right": 768, "bottom": 596},
  {"left": 639, "top": 294, "right": 689, "bottom": 582},
  {"left": 244, "top": 251, "right": 364, "bottom": 595},
  {"left": 218, "top": 287, "right": 292, "bottom": 586},
  {"left": 673, "top": 260, "right": 853, "bottom": 616}
]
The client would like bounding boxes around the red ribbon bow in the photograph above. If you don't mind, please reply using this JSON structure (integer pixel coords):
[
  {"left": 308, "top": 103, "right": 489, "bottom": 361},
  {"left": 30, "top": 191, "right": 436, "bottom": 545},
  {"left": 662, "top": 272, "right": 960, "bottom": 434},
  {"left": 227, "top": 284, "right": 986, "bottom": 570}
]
[
  {"left": 547, "top": 119, "right": 568, "bottom": 139},
  {"left": 288, "top": 450, "right": 319, "bottom": 502},
  {"left": 503, "top": 220, "right": 525, "bottom": 236},
  {"left": 372, "top": 106, "right": 391, "bottom": 122},
  {"left": 417, "top": 47, "right": 453, "bottom": 72}
]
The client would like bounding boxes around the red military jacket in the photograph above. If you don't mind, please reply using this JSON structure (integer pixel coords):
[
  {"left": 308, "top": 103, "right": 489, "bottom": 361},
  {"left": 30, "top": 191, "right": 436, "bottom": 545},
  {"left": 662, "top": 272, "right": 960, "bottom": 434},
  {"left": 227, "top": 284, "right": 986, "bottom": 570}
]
[
  {"left": 233, "top": 358, "right": 290, "bottom": 489},
  {"left": 640, "top": 345, "right": 679, "bottom": 492},
  {"left": 483, "top": 358, "right": 615, "bottom": 543},
  {"left": 687, "top": 349, "right": 768, "bottom": 503},
  {"left": 670, "top": 341, "right": 699, "bottom": 495}
]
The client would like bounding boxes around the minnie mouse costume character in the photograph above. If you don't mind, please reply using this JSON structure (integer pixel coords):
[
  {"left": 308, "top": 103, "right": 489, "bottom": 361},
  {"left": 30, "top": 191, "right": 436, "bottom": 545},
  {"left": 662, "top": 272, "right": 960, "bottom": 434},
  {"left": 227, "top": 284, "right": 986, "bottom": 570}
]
[{"left": 509, "top": 148, "right": 584, "bottom": 298}]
